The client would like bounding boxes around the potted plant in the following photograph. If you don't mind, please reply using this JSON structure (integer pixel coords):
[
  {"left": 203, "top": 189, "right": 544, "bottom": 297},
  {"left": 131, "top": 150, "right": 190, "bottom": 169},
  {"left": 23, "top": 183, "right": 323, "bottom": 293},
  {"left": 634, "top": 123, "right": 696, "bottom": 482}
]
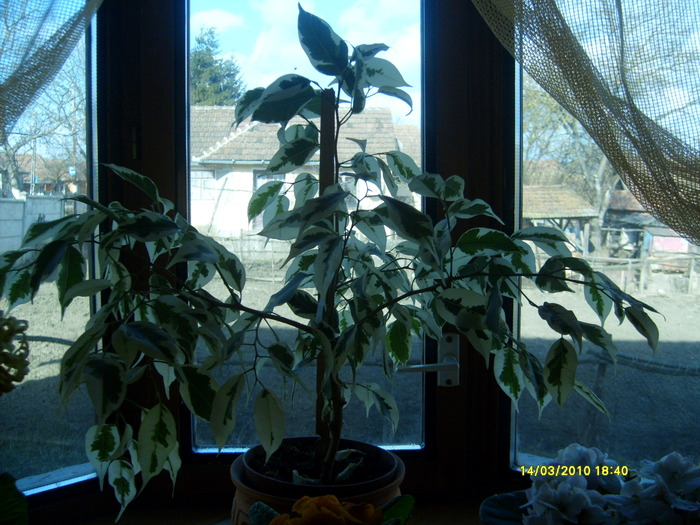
[
  {"left": 0, "top": 5, "right": 659, "bottom": 521},
  {"left": 0, "top": 311, "right": 30, "bottom": 525}
]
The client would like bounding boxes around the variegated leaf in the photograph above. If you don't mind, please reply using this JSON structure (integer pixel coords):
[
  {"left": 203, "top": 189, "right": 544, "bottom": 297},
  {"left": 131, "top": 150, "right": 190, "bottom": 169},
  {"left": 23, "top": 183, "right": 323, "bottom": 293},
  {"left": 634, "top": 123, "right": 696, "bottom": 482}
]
[
  {"left": 254, "top": 389, "right": 286, "bottom": 461},
  {"left": 137, "top": 404, "right": 178, "bottom": 488}
]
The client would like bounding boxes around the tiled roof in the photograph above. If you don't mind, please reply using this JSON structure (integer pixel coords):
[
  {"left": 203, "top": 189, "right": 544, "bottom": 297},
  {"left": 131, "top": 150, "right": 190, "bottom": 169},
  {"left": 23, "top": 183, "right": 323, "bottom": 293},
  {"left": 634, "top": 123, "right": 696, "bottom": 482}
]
[
  {"left": 190, "top": 106, "right": 418, "bottom": 166},
  {"left": 523, "top": 185, "right": 597, "bottom": 219}
]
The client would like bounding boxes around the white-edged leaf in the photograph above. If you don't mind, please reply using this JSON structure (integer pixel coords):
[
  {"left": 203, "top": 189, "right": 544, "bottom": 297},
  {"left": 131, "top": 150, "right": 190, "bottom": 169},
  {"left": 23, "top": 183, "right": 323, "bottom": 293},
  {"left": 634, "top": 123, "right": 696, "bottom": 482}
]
[
  {"left": 85, "top": 424, "right": 120, "bottom": 490},
  {"left": 574, "top": 381, "right": 610, "bottom": 418},
  {"left": 177, "top": 365, "right": 217, "bottom": 420},
  {"left": 493, "top": 347, "right": 524, "bottom": 406},
  {"left": 211, "top": 375, "right": 245, "bottom": 451},
  {"left": 83, "top": 354, "right": 126, "bottom": 424},
  {"left": 137, "top": 404, "right": 178, "bottom": 487},
  {"left": 625, "top": 306, "right": 659, "bottom": 353},
  {"left": 254, "top": 389, "right": 285, "bottom": 461},
  {"left": 297, "top": 5, "right": 348, "bottom": 77},
  {"left": 544, "top": 338, "right": 578, "bottom": 406},
  {"left": 108, "top": 459, "right": 137, "bottom": 521}
]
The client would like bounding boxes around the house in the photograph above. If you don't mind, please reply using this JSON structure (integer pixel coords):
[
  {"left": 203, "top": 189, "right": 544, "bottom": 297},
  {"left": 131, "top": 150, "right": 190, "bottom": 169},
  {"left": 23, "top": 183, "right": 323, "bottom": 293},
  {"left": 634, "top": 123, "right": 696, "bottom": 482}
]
[
  {"left": 189, "top": 106, "right": 420, "bottom": 237},
  {"left": 522, "top": 184, "right": 597, "bottom": 253}
]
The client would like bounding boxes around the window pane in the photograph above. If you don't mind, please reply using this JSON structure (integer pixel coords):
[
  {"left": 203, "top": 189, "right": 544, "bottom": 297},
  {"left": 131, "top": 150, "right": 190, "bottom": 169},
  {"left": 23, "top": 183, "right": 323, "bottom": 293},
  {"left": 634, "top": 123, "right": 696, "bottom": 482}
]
[
  {"left": 0, "top": 38, "right": 95, "bottom": 490},
  {"left": 516, "top": 69, "right": 700, "bottom": 467},
  {"left": 188, "top": 1, "right": 423, "bottom": 451}
]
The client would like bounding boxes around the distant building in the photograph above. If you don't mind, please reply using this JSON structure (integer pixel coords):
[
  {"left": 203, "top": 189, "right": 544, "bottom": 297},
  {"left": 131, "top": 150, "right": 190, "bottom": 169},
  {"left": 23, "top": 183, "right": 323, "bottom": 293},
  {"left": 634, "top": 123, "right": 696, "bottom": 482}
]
[{"left": 189, "top": 106, "right": 420, "bottom": 237}]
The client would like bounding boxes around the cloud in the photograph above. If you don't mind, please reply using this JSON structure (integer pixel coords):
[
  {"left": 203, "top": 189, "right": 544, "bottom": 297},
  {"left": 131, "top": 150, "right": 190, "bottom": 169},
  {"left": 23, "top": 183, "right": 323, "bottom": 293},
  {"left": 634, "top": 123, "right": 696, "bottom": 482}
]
[{"left": 190, "top": 9, "right": 244, "bottom": 36}]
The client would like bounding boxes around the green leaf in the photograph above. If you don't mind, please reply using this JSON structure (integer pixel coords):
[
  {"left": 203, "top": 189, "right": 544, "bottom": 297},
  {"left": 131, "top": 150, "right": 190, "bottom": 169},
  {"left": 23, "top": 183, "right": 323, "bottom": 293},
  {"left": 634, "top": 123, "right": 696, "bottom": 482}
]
[
  {"left": 297, "top": 5, "right": 348, "bottom": 77},
  {"left": 83, "top": 354, "right": 127, "bottom": 424},
  {"left": 22, "top": 214, "right": 77, "bottom": 246},
  {"left": 538, "top": 302, "right": 583, "bottom": 350},
  {"left": 493, "top": 347, "right": 524, "bottom": 406},
  {"left": 57, "top": 245, "right": 86, "bottom": 314},
  {"left": 584, "top": 277, "right": 613, "bottom": 323},
  {"left": 535, "top": 257, "right": 573, "bottom": 293},
  {"left": 625, "top": 306, "right": 659, "bottom": 352},
  {"left": 381, "top": 495, "right": 415, "bottom": 525},
  {"left": 85, "top": 424, "right": 120, "bottom": 490},
  {"left": 385, "top": 151, "right": 420, "bottom": 182},
  {"left": 210, "top": 375, "right": 245, "bottom": 450},
  {"left": 29, "top": 240, "right": 68, "bottom": 294},
  {"left": 249, "top": 502, "right": 281, "bottom": 525},
  {"left": 137, "top": 403, "right": 178, "bottom": 487},
  {"left": 177, "top": 365, "right": 217, "bottom": 421},
  {"left": 363, "top": 56, "right": 410, "bottom": 88},
  {"left": 284, "top": 226, "right": 338, "bottom": 266},
  {"left": 61, "top": 279, "right": 111, "bottom": 306},
  {"left": 107, "top": 164, "right": 162, "bottom": 208},
  {"left": 248, "top": 180, "right": 285, "bottom": 221},
  {"left": 118, "top": 211, "right": 180, "bottom": 242},
  {"left": 59, "top": 324, "right": 106, "bottom": 405},
  {"left": 234, "top": 87, "right": 265, "bottom": 124},
  {"left": 447, "top": 198, "right": 503, "bottom": 223},
  {"left": 519, "top": 349, "right": 550, "bottom": 415},
  {"left": 313, "top": 236, "right": 344, "bottom": 319},
  {"left": 112, "top": 322, "right": 179, "bottom": 365},
  {"left": 387, "top": 320, "right": 411, "bottom": 364},
  {"left": 352, "top": 210, "right": 387, "bottom": 252},
  {"left": 292, "top": 172, "right": 318, "bottom": 206},
  {"left": 252, "top": 74, "right": 317, "bottom": 124},
  {"left": 574, "top": 381, "right": 610, "bottom": 418},
  {"left": 265, "top": 137, "right": 319, "bottom": 176},
  {"left": 408, "top": 172, "right": 444, "bottom": 199},
  {"left": 376, "top": 196, "right": 435, "bottom": 245},
  {"left": 544, "top": 338, "right": 578, "bottom": 406},
  {"left": 377, "top": 86, "right": 413, "bottom": 113},
  {"left": 456, "top": 228, "right": 523, "bottom": 257},
  {"left": 286, "top": 289, "right": 318, "bottom": 319},
  {"left": 512, "top": 226, "right": 572, "bottom": 257},
  {"left": 108, "top": 459, "right": 137, "bottom": 521},
  {"left": 370, "top": 385, "right": 399, "bottom": 432},
  {"left": 166, "top": 236, "right": 218, "bottom": 267},
  {"left": 580, "top": 322, "right": 618, "bottom": 363},
  {"left": 268, "top": 342, "right": 295, "bottom": 373},
  {"left": 254, "top": 389, "right": 286, "bottom": 462}
]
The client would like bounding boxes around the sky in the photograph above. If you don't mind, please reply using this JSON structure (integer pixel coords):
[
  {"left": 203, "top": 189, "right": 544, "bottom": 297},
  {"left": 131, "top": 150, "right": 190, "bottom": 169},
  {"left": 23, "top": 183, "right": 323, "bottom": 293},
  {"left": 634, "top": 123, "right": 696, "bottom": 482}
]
[{"left": 189, "top": 0, "right": 422, "bottom": 126}]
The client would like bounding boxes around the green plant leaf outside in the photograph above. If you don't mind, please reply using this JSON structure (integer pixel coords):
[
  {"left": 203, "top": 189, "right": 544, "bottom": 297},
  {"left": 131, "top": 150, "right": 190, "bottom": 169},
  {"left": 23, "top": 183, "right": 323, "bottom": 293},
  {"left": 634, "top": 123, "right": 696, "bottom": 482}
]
[{"left": 254, "top": 389, "right": 286, "bottom": 462}]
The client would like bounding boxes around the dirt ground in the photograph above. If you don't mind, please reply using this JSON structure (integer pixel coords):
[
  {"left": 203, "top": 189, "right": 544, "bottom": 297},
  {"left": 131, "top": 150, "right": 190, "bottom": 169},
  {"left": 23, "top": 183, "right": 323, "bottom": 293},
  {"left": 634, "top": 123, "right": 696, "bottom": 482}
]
[{"left": 2, "top": 271, "right": 699, "bottom": 481}]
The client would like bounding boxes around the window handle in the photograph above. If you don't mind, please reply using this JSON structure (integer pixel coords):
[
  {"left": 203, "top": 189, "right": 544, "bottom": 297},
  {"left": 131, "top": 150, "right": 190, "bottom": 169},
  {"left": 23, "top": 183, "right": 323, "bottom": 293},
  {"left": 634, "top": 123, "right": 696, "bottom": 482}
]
[{"left": 398, "top": 333, "right": 460, "bottom": 387}]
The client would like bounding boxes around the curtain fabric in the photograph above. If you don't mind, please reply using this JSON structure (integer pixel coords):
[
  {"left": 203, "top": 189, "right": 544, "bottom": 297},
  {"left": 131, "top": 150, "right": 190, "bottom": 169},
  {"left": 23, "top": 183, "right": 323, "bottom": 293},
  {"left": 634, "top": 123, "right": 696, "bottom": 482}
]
[
  {"left": 472, "top": 0, "right": 700, "bottom": 245},
  {"left": 0, "top": 0, "right": 102, "bottom": 133}
]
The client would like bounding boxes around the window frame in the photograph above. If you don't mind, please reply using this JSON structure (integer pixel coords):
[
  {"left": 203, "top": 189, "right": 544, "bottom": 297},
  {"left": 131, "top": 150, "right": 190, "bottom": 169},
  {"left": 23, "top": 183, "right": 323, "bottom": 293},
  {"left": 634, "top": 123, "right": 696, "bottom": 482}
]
[{"left": 26, "top": 0, "right": 527, "bottom": 519}]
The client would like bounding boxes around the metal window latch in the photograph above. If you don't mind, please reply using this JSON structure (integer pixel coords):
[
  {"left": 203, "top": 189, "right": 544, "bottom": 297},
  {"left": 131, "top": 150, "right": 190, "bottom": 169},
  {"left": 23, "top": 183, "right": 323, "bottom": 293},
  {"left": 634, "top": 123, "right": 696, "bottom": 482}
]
[{"left": 398, "top": 333, "right": 460, "bottom": 387}]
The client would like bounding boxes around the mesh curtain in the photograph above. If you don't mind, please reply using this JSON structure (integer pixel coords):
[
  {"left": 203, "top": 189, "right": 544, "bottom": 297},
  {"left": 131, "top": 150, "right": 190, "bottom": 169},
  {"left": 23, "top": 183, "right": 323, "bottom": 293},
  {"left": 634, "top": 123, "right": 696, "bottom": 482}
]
[
  {"left": 472, "top": 0, "right": 700, "bottom": 245},
  {"left": 0, "top": 0, "right": 102, "bottom": 134}
]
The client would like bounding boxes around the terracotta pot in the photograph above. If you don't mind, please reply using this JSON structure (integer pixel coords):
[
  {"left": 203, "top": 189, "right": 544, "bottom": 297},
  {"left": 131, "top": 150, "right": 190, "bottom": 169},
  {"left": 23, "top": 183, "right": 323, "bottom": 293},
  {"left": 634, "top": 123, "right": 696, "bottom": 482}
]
[{"left": 230, "top": 438, "right": 405, "bottom": 525}]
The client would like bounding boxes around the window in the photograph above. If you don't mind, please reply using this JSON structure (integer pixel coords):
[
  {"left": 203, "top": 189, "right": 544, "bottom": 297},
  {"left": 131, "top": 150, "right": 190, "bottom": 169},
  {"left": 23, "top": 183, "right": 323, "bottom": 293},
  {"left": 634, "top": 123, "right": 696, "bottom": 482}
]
[
  {"left": 187, "top": 0, "right": 425, "bottom": 454},
  {"left": 23, "top": 1, "right": 523, "bottom": 518},
  {"left": 516, "top": 67, "right": 700, "bottom": 469},
  {"left": 0, "top": 33, "right": 95, "bottom": 494}
]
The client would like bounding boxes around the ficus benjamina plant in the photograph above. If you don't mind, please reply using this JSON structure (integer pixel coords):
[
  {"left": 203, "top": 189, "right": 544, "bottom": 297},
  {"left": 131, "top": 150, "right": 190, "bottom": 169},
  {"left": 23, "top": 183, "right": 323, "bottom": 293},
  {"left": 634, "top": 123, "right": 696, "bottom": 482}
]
[{"left": 0, "top": 4, "right": 659, "bottom": 519}]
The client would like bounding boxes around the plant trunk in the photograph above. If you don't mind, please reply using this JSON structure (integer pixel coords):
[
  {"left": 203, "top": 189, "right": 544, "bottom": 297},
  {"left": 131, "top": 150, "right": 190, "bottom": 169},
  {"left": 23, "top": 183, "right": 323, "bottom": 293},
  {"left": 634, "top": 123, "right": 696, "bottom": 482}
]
[{"left": 315, "top": 87, "right": 342, "bottom": 484}]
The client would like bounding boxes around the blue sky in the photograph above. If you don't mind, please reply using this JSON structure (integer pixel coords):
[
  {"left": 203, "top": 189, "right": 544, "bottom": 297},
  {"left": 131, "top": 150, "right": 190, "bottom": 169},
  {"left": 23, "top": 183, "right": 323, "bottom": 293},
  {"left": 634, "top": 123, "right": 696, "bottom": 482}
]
[{"left": 189, "top": 0, "right": 422, "bottom": 125}]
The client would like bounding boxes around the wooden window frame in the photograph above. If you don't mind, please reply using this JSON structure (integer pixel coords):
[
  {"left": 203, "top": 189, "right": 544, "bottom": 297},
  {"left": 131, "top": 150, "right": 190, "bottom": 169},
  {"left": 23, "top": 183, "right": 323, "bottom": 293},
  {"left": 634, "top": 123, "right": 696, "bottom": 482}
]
[{"left": 27, "top": 0, "right": 529, "bottom": 520}]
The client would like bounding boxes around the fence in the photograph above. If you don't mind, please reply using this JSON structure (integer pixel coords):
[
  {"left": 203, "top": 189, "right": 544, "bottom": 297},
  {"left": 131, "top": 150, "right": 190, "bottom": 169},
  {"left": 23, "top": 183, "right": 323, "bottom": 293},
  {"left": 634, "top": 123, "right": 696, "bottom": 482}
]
[{"left": 0, "top": 196, "right": 66, "bottom": 253}]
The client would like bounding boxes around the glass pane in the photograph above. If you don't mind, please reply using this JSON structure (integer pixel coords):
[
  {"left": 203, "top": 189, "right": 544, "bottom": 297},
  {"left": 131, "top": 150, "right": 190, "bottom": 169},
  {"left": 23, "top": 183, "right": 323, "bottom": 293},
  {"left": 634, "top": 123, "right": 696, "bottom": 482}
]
[
  {"left": 0, "top": 38, "right": 95, "bottom": 490},
  {"left": 188, "top": 1, "right": 423, "bottom": 451},
  {"left": 516, "top": 69, "right": 700, "bottom": 468}
]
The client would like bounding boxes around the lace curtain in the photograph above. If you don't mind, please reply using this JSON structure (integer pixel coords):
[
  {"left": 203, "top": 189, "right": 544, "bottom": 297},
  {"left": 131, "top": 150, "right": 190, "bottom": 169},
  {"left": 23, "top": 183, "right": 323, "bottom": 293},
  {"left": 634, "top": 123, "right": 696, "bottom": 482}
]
[
  {"left": 0, "top": 0, "right": 102, "bottom": 134},
  {"left": 472, "top": 0, "right": 700, "bottom": 245}
]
